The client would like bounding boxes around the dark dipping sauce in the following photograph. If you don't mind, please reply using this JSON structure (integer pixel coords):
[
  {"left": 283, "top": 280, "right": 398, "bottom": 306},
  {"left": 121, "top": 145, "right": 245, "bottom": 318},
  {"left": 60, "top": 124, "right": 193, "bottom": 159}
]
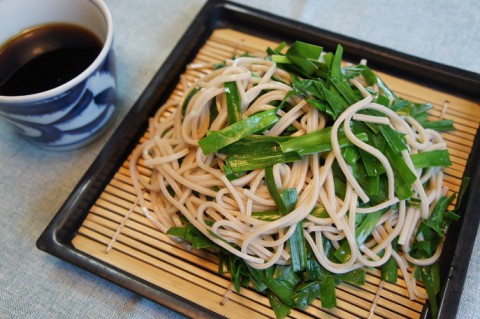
[{"left": 0, "top": 23, "right": 103, "bottom": 96}]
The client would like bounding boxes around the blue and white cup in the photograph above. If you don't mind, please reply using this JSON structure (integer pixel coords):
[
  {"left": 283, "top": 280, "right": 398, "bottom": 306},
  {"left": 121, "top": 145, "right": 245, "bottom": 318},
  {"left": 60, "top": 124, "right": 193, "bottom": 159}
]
[{"left": 0, "top": 0, "right": 116, "bottom": 150}]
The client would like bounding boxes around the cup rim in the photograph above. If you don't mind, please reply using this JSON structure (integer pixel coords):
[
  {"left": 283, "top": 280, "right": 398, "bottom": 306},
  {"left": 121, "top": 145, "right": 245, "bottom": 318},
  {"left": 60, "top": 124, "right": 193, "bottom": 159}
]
[{"left": 0, "top": 0, "right": 113, "bottom": 103}]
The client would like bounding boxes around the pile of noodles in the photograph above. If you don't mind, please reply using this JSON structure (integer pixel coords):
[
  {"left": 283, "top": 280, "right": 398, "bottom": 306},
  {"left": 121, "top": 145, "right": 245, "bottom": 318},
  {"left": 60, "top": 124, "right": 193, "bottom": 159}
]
[{"left": 130, "top": 56, "right": 449, "bottom": 301}]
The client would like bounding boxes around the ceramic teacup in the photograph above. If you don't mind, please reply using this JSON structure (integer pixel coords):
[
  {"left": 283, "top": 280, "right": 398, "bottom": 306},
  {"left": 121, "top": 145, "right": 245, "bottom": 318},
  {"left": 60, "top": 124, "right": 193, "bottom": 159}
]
[{"left": 0, "top": 0, "right": 116, "bottom": 150}]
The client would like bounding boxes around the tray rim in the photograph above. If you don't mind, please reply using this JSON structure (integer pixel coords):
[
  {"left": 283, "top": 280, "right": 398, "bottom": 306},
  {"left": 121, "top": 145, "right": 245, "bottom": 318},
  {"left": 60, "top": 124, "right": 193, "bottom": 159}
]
[{"left": 36, "top": 1, "right": 480, "bottom": 318}]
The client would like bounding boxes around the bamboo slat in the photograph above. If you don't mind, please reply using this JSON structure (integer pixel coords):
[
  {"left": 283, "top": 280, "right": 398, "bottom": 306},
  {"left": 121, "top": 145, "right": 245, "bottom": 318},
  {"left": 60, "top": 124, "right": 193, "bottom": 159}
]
[{"left": 72, "top": 28, "right": 479, "bottom": 319}]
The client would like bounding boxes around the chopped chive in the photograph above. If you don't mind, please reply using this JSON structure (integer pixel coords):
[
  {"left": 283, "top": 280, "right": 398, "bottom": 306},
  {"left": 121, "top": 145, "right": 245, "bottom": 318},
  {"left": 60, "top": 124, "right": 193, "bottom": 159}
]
[
  {"left": 224, "top": 81, "right": 242, "bottom": 125},
  {"left": 267, "top": 291, "right": 291, "bottom": 319},
  {"left": 410, "top": 149, "right": 452, "bottom": 168},
  {"left": 292, "top": 281, "right": 321, "bottom": 309},
  {"left": 182, "top": 87, "right": 200, "bottom": 116},
  {"left": 319, "top": 275, "right": 337, "bottom": 308},
  {"left": 419, "top": 119, "right": 454, "bottom": 131},
  {"left": 198, "top": 109, "right": 279, "bottom": 155}
]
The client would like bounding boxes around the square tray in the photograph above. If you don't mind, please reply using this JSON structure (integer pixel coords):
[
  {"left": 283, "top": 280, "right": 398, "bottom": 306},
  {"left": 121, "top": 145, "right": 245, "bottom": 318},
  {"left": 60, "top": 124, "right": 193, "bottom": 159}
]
[{"left": 37, "top": 1, "right": 480, "bottom": 318}]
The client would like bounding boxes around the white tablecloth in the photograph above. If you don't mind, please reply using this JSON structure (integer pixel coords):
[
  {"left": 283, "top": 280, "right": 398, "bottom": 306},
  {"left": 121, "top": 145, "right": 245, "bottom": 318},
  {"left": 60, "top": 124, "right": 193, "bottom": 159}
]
[{"left": 1, "top": 1, "right": 479, "bottom": 318}]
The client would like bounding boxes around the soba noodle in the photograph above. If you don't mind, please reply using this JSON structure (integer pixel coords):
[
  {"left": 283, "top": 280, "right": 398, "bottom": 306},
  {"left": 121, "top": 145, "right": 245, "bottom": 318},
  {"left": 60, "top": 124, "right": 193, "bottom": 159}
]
[{"left": 130, "top": 54, "right": 450, "bottom": 301}]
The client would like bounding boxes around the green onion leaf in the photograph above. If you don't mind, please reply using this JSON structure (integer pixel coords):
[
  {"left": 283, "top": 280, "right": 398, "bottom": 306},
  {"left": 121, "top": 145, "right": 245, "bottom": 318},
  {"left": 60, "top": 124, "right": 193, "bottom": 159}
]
[
  {"left": 271, "top": 55, "right": 292, "bottom": 64},
  {"left": 285, "top": 41, "right": 323, "bottom": 76},
  {"left": 226, "top": 150, "right": 301, "bottom": 173},
  {"left": 358, "top": 148, "right": 386, "bottom": 176},
  {"left": 224, "top": 81, "right": 242, "bottom": 125},
  {"left": 419, "top": 119, "right": 455, "bottom": 131},
  {"left": 334, "top": 210, "right": 384, "bottom": 263},
  {"left": 181, "top": 87, "right": 200, "bottom": 116},
  {"left": 377, "top": 124, "right": 407, "bottom": 154},
  {"left": 376, "top": 76, "right": 397, "bottom": 101},
  {"left": 278, "top": 125, "right": 368, "bottom": 155},
  {"left": 265, "top": 166, "right": 288, "bottom": 214},
  {"left": 292, "top": 281, "right": 321, "bottom": 309},
  {"left": 419, "top": 263, "right": 440, "bottom": 319},
  {"left": 167, "top": 224, "right": 214, "bottom": 250},
  {"left": 336, "top": 268, "right": 366, "bottom": 285},
  {"left": 410, "top": 149, "right": 452, "bottom": 168},
  {"left": 252, "top": 211, "right": 282, "bottom": 221},
  {"left": 423, "top": 194, "right": 456, "bottom": 236},
  {"left": 198, "top": 109, "right": 279, "bottom": 155},
  {"left": 319, "top": 275, "right": 337, "bottom": 308},
  {"left": 267, "top": 291, "right": 291, "bottom": 319},
  {"left": 381, "top": 239, "right": 399, "bottom": 283}
]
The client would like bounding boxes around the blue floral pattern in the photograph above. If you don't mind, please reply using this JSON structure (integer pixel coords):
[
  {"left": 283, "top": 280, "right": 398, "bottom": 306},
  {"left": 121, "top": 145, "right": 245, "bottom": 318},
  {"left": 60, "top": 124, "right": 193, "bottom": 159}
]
[{"left": 0, "top": 50, "right": 116, "bottom": 150}]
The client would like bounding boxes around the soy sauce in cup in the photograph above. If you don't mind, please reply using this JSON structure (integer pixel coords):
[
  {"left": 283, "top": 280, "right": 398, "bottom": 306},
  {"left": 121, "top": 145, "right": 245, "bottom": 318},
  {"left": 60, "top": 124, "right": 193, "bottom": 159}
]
[
  {"left": 0, "top": 23, "right": 103, "bottom": 96},
  {"left": 0, "top": 0, "right": 116, "bottom": 151}
]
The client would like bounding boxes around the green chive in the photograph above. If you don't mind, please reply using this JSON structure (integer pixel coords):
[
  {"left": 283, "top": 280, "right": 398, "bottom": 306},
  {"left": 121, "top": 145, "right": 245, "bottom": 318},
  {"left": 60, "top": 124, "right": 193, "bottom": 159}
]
[{"left": 198, "top": 109, "right": 279, "bottom": 155}]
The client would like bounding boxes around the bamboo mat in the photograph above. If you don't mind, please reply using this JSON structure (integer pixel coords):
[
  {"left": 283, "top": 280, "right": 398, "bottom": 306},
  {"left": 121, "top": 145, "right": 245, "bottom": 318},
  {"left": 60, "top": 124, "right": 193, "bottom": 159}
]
[{"left": 71, "top": 29, "right": 480, "bottom": 319}]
